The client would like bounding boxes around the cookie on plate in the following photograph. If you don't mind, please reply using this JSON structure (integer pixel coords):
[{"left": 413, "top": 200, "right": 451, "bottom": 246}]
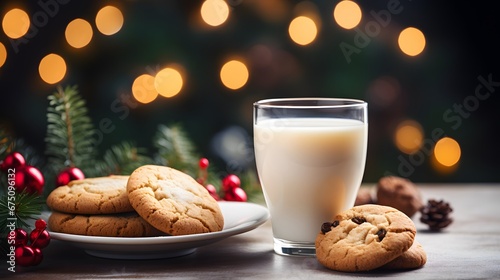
[
  {"left": 48, "top": 211, "right": 163, "bottom": 237},
  {"left": 315, "top": 204, "right": 416, "bottom": 272},
  {"left": 127, "top": 165, "right": 224, "bottom": 236},
  {"left": 46, "top": 176, "right": 134, "bottom": 214},
  {"left": 380, "top": 241, "right": 427, "bottom": 270}
]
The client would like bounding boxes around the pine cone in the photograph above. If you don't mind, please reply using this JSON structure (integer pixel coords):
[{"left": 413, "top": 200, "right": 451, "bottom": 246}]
[{"left": 419, "top": 199, "right": 453, "bottom": 231}]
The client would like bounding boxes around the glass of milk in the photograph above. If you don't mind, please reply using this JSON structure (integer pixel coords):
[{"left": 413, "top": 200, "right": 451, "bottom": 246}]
[{"left": 253, "top": 98, "right": 368, "bottom": 256}]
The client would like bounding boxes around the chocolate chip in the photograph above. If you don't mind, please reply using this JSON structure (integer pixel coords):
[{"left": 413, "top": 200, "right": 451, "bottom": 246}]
[
  {"left": 320, "top": 220, "right": 339, "bottom": 234},
  {"left": 321, "top": 222, "right": 332, "bottom": 234},
  {"left": 351, "top": 217, "right": 366, "bottom": 224},
  {"left": 376, "top": 229, "right": 386, "bottom": 241}
]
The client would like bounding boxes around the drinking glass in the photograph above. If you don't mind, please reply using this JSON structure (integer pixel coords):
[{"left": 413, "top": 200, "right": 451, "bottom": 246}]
[{"left": 253, "top": 98, "right": 368, "bottom": 256}]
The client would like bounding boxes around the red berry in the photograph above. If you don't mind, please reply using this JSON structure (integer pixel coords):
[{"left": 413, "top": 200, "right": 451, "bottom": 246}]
[
  {"left": 56, "top": 167, "right": 85, "bottom": 187},
  {"left": 223, "top": 191, "right": 233, "bottom": 201},
  {"left": 205, "top": 184, "right": 217, "bottom": 194},
  {"left": 222, "top": 174, "right": 240, "bottom": 192},
  {"left": 14, "top": 165, "right": 45, "bottom": 195},
  {"left": 0, "top": 152, "right": 26, "bottom": 171},
  {"left": 30, "top": 229, "right": 51, "bottom": 249},
  {"left": 31, "top": 247, "right": 43, "bottom": 266},
  {"left": 35, "top": 219, "right": 47, "bottom": 230},
  {"left": 199, "top": 158, "right": 209, "bottom": 169},
  {"left": 13, "top": 228, "right": 28, "bottom": 247},
  {"left": 205, "top": 184, "right": 220, "bottom": 200},
  {"left": 225, "top": 187, "right": 247, "bottom": 202},
  {"left": 15, "top": 245, "right": 35, "bottom": 266}
]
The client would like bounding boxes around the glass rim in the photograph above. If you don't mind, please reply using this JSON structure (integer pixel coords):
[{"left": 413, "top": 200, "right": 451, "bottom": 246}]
[{"left": 253, "top": 98, "right": 367, "bottom": 109}]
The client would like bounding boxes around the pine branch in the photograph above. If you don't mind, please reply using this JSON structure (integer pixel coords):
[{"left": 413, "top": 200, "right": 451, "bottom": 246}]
[
  {"left": 0, "top": 191, "right": 43, "bottom": 257},
  {"left": 45, "top": 85, "right": 97, "bottom": 175},
  {"left": 154, "top": 124, "right": 199, "bottom": 176},
  {"left": 0, "top": 125, "right": 43, "bottom": 166},
  {"left": 0, "top": 190, "right": 43, "bottom": 235},
  {"left": 99, "top": 141, "right": 154, "bottom": 175}
]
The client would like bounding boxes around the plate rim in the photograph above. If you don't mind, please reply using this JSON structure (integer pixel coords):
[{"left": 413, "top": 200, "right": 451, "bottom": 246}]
[{"left": 48, "top": 201, "right": 270, "bottom": 246}]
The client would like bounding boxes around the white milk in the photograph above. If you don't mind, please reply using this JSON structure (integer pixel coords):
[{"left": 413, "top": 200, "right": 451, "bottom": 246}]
[{"left": 254, "top": 118, "right": 367, "bottom": 243}]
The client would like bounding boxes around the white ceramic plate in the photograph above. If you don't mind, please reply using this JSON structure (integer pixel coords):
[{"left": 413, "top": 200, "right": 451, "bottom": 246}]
[{"left": 47, "top": 202, "right": 269, "bottom": 259}]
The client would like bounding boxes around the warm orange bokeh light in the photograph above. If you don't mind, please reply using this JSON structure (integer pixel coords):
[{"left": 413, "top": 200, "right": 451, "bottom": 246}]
[
  {"left": 220, "top": 60, "right": 249, "bottom": 90},
  {"left": 154, "top": 68, "right": 184, "bottom": 98},
  {"left": 0, "top": 42, "right": 7, "bottom": 67},
  {"left": 2, "top": 8, "right": 30, "bottom": 39},
  {"left": 394, "top": 120, "right": 424, "bottom": 154},
  {"left": 398, "top": 27, "right": 426, "bottom": 56},
  {"left": 434, "top": 137, "right": 461, "bottom": 167},
  {"left": 65, "top": 18, "right": 93, "bottom": 48},
  {"left": 39, "top": 53, "right": 67, "bottom": 84},
  {"left": 96, "top": 6, "right": 124, "bottom": 35},
  {"left": 132, "top": 74, "right": 158, "bottom": 104},
  {"left": 200, "top": 0, "right": 229, "bottom": 27},
  {"left": 333, "top": 1, "right": 362, "bottom": 30},
  {"left": 288, "top": 16, "right": 318, "bottom": 46}
]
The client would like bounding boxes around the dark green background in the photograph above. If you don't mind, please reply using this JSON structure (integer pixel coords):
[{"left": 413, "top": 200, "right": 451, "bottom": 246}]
[{"left": 0, "top": 0, "right": 498, "bottom": 183}]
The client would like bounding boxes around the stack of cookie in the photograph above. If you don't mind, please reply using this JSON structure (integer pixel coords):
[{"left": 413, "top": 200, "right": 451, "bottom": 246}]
[
  {"left": 47, "top": 165, "right": 224, "bottom": 237},
  {"left": 315, "top": 204, "right": 426, "bottom": 272}
]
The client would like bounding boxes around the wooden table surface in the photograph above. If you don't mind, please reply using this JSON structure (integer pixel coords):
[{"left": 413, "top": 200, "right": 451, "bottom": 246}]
[{"left": 3, "top": 184, "right": 500, "bottom": 279}]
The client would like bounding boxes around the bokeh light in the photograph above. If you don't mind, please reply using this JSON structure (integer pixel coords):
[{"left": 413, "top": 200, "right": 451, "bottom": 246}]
[
  {"left": 288, "top": 16, "right": 318, "bottom": 46},
  {"left": 200, "top": 0, "right": 229, "bottom": 27},
  {"left": 132, "top": 74, "right": 158, "bottom": 104},
  {"left": 220, "top": 60, "right": 249, "bottom": 90},
  {"left": 434, "top": 137, "right": 461, "bottom": 167},
  {"left": 0, "top": 43, "right": 6, "bottom": 67},
  {"left": 394, "top": 120, "right": 424, "bottom": 154},
  {"left": 333, "top": 0, "right": 362, "bottom": 29},
  {"left": 398, "top": 27, "right": 426, "bottom": 56},
  {"left": 154, "top": 67, "right": 183, "bottom": 98},
  {"left": 65, "top": 18, "right": 93, "bottom": 48},
  {"left": 2, "top": 8, "right": 30, "bottom": 39},
  {"left": 39, "top": 53, "right": 67, "bottom": 84},
  {"left": 95, "top": 6, "right": 124, "bottom": 36}
]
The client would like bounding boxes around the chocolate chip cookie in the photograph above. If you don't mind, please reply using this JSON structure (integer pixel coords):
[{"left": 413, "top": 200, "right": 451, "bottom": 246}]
[
  {"left": 376, "top": 176, "right": 423, "bottom": 218},
  {"left": 315, "top": 204, "right": 416, "bottom": 272},
  {"left": 380, "top": 241, "right": 427, "bottom": 270},
  {"left": 127, "top": 165, "right": 224, "bottom": 236}
]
